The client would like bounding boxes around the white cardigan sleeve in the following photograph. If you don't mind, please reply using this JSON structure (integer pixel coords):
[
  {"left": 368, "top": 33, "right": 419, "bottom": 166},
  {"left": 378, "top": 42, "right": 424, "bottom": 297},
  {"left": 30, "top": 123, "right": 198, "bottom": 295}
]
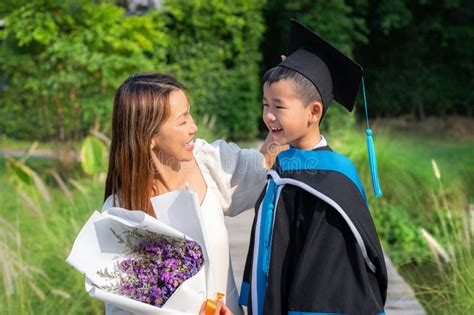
[{"left": 194, "top": 139, "right": 267, "bottom": 217}]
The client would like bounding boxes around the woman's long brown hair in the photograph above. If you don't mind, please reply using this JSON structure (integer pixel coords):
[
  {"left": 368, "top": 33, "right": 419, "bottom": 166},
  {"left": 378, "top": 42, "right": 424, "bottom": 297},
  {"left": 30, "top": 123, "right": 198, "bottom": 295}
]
[{"left": 104, "top": 73, "right": 185, "bottom": 216}]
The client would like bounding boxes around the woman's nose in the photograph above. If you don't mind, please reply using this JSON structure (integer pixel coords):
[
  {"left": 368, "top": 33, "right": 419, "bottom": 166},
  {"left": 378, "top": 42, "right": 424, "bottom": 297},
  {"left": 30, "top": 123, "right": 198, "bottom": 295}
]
[{"left": 190, "top": 119, "right": 198, "bottom": 134}]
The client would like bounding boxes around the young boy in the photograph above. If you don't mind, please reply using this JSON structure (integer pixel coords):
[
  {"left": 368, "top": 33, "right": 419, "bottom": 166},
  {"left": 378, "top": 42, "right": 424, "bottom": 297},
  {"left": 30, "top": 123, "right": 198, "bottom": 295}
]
[{"left": 239, "top": 20, "right": 387, "bottom": 314}]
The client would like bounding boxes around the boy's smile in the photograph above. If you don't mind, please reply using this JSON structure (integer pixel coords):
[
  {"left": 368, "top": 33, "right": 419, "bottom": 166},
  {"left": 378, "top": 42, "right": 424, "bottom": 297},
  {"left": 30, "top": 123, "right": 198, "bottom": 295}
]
[
  {"left": 263, "top": 79, "right": 322, "bottom": 150},
  {"left": 269, "top": 125, "right": 283, "bottom": 135}
]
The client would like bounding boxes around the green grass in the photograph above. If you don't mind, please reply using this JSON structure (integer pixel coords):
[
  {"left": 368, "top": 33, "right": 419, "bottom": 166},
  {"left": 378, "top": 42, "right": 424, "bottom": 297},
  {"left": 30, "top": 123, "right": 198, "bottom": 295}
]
[
  {"left": 333, "top": 127, "right": 472, "bottom": 222},
  {"left": 0, "top": 159, "right": 104, "bottom": 314},
  {"left": 0, "top": 135, "right": 82, "bottom": 152},
  {"left": 399, "top": 191, "right": 474, "bottom": 314},
  {"left": 335, "top": 127, "right": 473, "bottom": 192}
]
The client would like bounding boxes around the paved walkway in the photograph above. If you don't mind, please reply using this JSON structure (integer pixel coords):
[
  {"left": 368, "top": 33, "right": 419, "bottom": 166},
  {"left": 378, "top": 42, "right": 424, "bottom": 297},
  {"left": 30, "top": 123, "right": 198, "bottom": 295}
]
[{"left": 224, "top": 210, "right": 426, "bottom": 314}]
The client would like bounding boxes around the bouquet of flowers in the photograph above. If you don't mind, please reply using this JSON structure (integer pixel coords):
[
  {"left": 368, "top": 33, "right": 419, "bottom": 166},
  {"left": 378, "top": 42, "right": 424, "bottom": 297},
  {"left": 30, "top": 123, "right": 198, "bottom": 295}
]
[
  {"left": 67, "top": 188, "right": 219, "bottom": 314},
  {"left": 97, "top": 228, "right": 204, "bottom": 307}
]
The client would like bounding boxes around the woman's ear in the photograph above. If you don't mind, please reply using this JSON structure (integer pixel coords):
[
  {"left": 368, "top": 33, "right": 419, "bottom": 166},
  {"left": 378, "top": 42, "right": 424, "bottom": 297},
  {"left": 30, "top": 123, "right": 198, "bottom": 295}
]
[
  {"left": 308, "top": 101, "right": 323, "bottom": 124},
  {"left": 150, "top": 136, "right": 158, "bottom": 150}
]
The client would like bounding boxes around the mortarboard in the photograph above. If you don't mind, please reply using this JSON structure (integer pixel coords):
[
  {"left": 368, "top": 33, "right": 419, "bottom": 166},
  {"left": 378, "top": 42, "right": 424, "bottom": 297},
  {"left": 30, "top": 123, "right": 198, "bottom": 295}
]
[
  {"left": 278, "top": 19, "right": 383, "bottom": 198},
  {"left": 278, "top": 19, "right": 362, "bottom": 112}
]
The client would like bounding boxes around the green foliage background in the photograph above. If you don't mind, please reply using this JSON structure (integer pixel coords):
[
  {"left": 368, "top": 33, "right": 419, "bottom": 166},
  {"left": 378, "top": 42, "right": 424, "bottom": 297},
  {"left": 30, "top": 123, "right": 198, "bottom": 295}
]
[
  {"left": 262, "top": 0, "right": 474, "bottom": 121},
  {"left": 0, "top": 0, "right": 265, "bottom": 141},
  {"left": 1, "top": 0, "right": 473, "bottom": 141}
]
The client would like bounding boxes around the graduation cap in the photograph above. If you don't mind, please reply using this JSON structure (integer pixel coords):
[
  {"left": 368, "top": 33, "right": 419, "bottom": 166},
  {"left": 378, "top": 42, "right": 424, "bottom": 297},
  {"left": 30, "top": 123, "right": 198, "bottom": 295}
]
[
  {"left": 279, "top": 19, "right": 362, "bottom": 112},
  {"left": 279, "top": 20, "right": 383, "bottom": 198}
]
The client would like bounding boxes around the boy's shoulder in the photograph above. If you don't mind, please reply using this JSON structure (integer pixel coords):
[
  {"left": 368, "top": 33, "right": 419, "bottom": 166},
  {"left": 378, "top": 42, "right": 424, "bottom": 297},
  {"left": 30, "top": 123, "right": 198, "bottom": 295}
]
[
  {"left": 273, "top": 147, "right": 367, "bottom": 204},
  {"left": 274, "top": 147, "right": 359, "bottom": 183}
]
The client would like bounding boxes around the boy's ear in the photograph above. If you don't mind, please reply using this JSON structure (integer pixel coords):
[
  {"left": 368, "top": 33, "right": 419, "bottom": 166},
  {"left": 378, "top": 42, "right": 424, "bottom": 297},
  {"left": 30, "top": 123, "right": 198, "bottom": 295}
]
[{"left": 308, "top": 101, "right": 323, "bottom": 124}]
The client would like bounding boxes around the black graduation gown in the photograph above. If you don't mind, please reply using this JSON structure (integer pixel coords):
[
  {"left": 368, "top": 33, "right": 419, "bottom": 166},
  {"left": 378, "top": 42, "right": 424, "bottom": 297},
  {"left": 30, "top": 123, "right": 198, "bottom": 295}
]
[{"left": 239, "top": 146, "right": 387, "bottom": 315}]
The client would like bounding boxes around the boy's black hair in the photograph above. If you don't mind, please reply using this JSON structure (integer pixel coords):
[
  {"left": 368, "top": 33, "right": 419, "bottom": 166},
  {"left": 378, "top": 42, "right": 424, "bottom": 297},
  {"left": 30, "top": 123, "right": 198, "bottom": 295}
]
[{"left": 262, "top": 66, "right": 322, "bottom": 108}]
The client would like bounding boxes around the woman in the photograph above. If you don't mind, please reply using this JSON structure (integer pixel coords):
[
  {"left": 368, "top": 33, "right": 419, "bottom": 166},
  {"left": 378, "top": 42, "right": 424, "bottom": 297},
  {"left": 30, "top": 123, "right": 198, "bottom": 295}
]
[{"left": 102, "top": 73, "right": 276, "bottom": 314}]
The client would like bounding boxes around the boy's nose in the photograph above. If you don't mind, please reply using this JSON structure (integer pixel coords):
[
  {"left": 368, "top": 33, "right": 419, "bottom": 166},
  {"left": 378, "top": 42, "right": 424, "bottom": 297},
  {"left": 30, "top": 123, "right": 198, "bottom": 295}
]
[{"left": 265, "top": 112, "right": 276, "bottom": 121}]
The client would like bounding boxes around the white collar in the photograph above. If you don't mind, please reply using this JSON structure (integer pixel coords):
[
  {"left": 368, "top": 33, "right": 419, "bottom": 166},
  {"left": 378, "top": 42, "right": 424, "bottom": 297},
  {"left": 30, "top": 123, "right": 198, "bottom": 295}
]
[{"left": 312, "top": 135, "right": 328, "bottom": 149}]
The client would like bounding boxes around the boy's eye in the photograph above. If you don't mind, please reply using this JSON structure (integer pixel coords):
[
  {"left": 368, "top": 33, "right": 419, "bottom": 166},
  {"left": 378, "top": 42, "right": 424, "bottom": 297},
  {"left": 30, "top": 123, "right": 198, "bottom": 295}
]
[
  {"left": 276, "top": 106, "right": 285, "bottom": 109},
  {"left": 263, "top": 103, "right": 269, "bottom": 107}
]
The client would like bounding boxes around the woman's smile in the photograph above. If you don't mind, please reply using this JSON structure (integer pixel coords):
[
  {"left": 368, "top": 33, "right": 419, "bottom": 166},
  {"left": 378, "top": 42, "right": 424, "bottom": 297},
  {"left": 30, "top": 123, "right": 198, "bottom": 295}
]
[{"left": 184, "top": 139, "right": 195, "bottom": 152}]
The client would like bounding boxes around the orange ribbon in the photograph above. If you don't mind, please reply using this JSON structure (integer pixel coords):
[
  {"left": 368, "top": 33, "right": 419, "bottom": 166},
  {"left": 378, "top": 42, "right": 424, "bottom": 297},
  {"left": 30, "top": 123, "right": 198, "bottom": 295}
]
[{"left": 204, "top": 292, "right": 225, "bottom": 315}]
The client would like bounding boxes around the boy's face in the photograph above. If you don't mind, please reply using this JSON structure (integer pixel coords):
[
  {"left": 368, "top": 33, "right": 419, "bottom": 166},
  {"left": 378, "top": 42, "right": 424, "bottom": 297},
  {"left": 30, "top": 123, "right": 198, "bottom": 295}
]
[{"left": 263, "top": 79, "right": 320, "bottom": 149}]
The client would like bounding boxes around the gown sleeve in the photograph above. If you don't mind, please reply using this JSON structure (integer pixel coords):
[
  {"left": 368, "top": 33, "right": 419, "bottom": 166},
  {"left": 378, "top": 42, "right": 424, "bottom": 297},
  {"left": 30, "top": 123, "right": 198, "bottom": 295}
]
[{"left": 194, "top": 139, "right": 267, "bottom": 217}]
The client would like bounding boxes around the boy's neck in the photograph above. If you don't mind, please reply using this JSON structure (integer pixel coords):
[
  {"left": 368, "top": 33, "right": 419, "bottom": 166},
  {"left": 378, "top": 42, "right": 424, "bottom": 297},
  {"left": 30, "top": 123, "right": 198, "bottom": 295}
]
[{"left": 290, "top": 129, "right": 323, "bottom": 150}]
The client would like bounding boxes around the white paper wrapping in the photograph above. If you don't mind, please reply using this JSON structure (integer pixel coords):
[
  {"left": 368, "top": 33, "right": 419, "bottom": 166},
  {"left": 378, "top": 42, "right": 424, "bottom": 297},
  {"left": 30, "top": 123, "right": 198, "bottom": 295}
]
[{"left": 66, "top": 188, "right": 217, "bottom": 314}]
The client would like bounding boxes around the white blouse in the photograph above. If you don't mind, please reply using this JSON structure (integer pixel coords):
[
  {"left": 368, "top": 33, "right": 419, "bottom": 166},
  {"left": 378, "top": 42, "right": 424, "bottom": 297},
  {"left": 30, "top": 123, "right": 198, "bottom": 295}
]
[{"left": 102, "top": 139, "right": 267, "bottom": 314}]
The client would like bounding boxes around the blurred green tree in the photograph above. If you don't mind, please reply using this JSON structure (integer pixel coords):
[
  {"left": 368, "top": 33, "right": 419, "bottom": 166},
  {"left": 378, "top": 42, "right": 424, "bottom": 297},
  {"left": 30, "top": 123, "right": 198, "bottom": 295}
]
[
  {"left": 0, "top": 0, "right": 168, "bottom": 141},
  {"left": 262, "top": 0, "right": 474, "bottom": 120},
  {"left": 0, "top": 0, "right": 266, "bottom": 141},
  {"left": 357, "top": 0, "right": 474, "bottom": 118},
  {"left": 161, "top": 0, "right": 266, "bottom": 140}
]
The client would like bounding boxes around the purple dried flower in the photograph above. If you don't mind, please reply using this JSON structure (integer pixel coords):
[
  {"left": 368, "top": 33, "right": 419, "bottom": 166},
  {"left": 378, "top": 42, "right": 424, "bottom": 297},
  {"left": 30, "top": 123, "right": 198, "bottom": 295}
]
[{"left": 97, "top": 229, "right": 204, "bottom": 307}]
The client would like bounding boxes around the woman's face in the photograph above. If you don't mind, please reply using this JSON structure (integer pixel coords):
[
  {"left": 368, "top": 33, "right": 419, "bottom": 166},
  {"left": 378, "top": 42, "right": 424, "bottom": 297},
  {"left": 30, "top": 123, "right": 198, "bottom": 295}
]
[{"left": 150, "top": 89, "right": 198, "bottom": 164}]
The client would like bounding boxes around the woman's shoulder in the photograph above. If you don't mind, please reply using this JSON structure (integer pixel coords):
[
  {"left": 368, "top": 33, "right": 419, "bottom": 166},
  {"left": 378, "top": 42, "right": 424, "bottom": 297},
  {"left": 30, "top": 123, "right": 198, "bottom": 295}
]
[
  {"left": 193, "top": 138, "right": 266, "bottom": 216},
  {"left": 193, "top": 138, "right": 249, "bottom": 165},
  {"left": 194, "top": 138, "right": 242, "bottom": 176},
  {"left": 193, "top": 138, "right": 240, "bottom": 155},
  {"left": 102, "top": 194, "right": 120, "bottom": 211}
]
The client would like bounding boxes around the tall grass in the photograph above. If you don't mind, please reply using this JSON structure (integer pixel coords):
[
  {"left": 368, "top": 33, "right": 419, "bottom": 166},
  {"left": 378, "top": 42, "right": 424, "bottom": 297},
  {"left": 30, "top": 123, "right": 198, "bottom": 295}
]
[
  {"left": 0, "top": 155, "right": 104, "bottom": 314},
  {"left": 411, "top": 161, "right": 474, "bottom": 314},
  {"left": 331, "top": 127, "right": 473, "bottom": 314}
]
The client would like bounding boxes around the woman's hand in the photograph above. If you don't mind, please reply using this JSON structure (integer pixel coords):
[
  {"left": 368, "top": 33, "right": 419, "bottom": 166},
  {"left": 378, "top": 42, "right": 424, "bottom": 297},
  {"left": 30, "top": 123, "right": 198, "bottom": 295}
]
[
  {"left": 199, "top": 299, "right": 233, "bottom": 315},
  {"left": 260, "top": 132, "right": 288, "bottom": 170}
]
